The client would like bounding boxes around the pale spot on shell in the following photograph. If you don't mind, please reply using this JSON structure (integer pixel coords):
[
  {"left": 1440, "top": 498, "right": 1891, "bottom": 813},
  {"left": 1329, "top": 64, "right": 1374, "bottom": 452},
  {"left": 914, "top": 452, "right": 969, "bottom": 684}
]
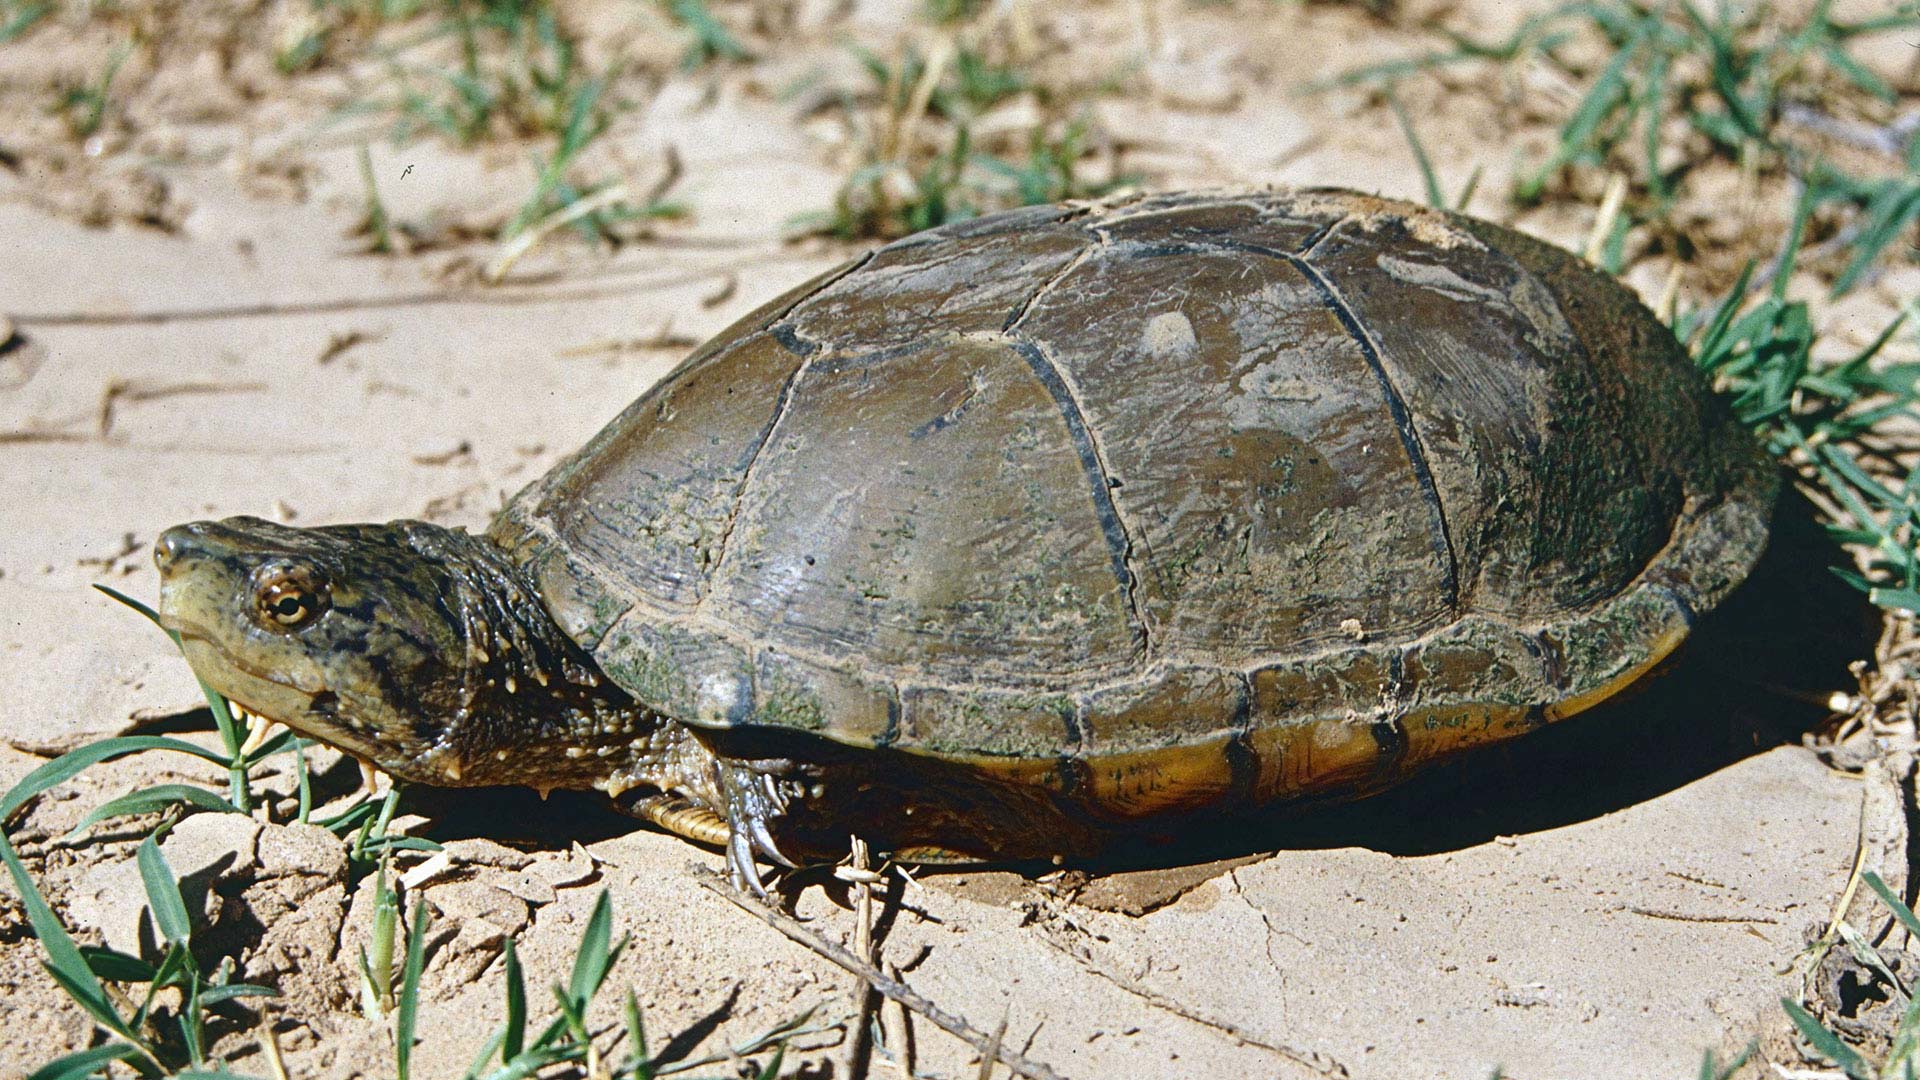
[{"left": 1140, "top": 310, "right": 1197, "bottom": 359}]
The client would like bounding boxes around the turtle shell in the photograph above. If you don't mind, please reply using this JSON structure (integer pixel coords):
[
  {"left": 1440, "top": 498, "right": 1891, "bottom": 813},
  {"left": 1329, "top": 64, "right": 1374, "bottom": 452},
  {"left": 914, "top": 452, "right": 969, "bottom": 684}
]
[{"left": 491, "top": 189, "right": 1775, "bottom": 821}]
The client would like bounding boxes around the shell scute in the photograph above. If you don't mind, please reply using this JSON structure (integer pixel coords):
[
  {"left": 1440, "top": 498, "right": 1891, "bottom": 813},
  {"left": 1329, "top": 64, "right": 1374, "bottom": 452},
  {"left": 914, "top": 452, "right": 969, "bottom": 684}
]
[
  {"left": 1016, "top": 240, "right": 1452, "bottom": 659},
  {"left": 703, "top": 333, "right": 1143, "bottom": 684}
]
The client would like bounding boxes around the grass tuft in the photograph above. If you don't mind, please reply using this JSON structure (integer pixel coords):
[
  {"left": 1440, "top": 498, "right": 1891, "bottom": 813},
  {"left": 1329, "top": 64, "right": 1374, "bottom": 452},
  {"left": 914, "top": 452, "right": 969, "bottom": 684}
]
[
  {"left": 1787, "top": 872, "right": 1920, "bottom": 1078},
  {"left": 660, "top": 0, "right": 750, "bottom": 70},
  {"left": 56, "top": 39, "right": 130, "bottom": 140},
  {"left": 1685, "top": 203, "right": 1920, "bottom": 612},
  {"left": 1325, "top": 0, "right": 1920, "bottom": 293},
  {"left": 795, "top": 24, "right": 1133, "bottom": 240},
  {"left": 3, "top": 777, "right": 278, "bottom": 1076}
]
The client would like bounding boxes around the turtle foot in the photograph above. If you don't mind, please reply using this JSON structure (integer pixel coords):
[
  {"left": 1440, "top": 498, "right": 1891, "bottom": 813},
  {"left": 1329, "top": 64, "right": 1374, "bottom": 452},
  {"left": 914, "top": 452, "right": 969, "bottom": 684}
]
[{"left": 717, "top": 761, "right": 803, "bottom": 896}]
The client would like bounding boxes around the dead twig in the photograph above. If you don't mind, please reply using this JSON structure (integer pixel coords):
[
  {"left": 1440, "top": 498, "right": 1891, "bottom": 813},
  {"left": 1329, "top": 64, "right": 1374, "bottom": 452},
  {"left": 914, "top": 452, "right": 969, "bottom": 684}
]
[
  {"left": 316, "top": 329, "right": 379, "bottom": 365},
  {"left": 840, "top": 838, "right": 881, "bottom": 1080},
  {"left": 692, "top": 867, "right": 1071, "bottom": 1080},
  {"left": 98, "top": 379, "right": 267, "bottom": 437}
]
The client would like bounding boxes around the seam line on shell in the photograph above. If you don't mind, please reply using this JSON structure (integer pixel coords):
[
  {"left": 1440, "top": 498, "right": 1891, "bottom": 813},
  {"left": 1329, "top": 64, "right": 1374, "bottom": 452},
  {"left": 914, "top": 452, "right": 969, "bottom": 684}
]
[
  {"left": 1005, "top": 331, "right": 1154, "bottom": 660},
  {"left": 763, "top": 249, "right": 877, "bottom": 357},
  {"left": 601, "top": 480, "right": 1718, "bottom": 706},
  {"left": 1292, "top": 213, "right": 1349, "bottom": 258},
  {"left": 1262, "top": 244, "right": 1463, "bottom": 615},
  {"left": 693, "top": 252, "right": 877, "bottom": 611},
  {"left": 1001, "top": 225, "right": 1155, "bottom": 659},
  {"left": 1001, "top": 229, "right": 1101, "bottom": 334},
  {"left": 698, "top": 350, "right": 819, "bottom": 607}
]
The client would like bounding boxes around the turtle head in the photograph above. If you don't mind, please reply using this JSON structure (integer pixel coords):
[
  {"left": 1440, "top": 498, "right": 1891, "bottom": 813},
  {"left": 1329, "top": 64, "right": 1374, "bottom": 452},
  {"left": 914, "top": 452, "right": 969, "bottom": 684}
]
[{"left": 153, "top": 516, "right": 636, "bottom": 788}]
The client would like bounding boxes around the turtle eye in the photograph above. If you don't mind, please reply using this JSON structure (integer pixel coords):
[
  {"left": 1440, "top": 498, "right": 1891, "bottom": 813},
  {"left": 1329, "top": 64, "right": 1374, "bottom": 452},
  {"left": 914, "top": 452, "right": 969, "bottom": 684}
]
[{"left": 252, "top": 565, "right": 330, "bottom": 629}]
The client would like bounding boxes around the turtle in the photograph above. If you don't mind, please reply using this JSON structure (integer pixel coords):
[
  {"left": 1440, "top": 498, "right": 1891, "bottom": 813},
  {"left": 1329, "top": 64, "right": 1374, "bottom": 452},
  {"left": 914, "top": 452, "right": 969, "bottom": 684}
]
[{"left": 151, "top": 188, "right": 1776, "bottom": 891}]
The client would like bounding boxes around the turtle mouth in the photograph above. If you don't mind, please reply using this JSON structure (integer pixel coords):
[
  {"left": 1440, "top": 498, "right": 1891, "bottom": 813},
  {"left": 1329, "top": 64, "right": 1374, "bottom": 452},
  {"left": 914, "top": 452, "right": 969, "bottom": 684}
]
[{"left": 166, "top": 624, "right": 394, "bottom": 769}]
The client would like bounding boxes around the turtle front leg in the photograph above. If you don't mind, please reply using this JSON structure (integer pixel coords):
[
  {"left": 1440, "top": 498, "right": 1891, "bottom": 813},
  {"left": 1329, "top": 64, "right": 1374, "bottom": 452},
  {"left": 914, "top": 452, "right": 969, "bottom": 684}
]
[
  {"left": 714, "top": 758, "right": 804, "bottom": 895},
  {"left": 600, "top": 719, "right": 813, "bottom": 893}
]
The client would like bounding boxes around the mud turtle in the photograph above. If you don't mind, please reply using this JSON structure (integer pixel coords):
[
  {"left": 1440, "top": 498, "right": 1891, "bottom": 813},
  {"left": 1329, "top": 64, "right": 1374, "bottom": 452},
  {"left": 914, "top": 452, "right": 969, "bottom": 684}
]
[{"left": 153, "top": 189, "right": 1775, "bottom": 888}]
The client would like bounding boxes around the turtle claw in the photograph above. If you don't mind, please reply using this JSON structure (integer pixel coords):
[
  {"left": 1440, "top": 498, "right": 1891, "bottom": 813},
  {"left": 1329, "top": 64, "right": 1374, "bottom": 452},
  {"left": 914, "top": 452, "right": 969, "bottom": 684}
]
[
  {"left": 748, "top": 815, "right": 799, "bottom": 869},
  {"left": 717, "top": 759, "right": 803, "bottom": 893},
  {"left": 728, "top": 826, "right": 770, "bottom": 897}
]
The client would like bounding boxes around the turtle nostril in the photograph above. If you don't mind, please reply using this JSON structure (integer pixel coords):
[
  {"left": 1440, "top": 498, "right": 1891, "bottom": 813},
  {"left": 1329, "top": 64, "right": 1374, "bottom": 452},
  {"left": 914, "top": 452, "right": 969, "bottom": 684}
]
[{"left": 154, "top": 526, "right": 195, "bottom": 573}]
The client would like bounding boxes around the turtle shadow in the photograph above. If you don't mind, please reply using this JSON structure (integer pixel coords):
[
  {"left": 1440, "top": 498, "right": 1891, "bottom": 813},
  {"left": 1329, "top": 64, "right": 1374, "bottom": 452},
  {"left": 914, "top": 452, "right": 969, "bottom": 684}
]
[{"left": 1082, "top": 485, "right": 1879, "bottom": 870}]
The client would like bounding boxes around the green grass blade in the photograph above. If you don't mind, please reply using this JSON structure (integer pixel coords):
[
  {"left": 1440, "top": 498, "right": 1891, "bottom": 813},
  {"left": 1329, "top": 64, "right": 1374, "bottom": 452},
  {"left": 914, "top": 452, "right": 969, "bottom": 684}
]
[
  {"left": 24, "top": 1043, "right": 144, "bottom": 1080},
  {"left": 318, "top": 794, "right": 378, "bottom": 835},
  {"left": 242, "top": 727, "right": 298, "bottom": 767},
  {"left": 0, "top": 2, "right": 51, "bottom": 45},
  {"left": 196, "top": 983, "right": 279, "bottom": 1005},
  {"left": 566, "top": 889, "right": 619, "bottom": 1005},
  {"left": 1387, "top": 89, "right": 1445, "bottom": 209},
  {"left": 0, "top": 830, "right": 137, "bottom": 1047},
  {"left": 92, "top": 584, "right": 172, "bottom": 640},
  {"left": 137, "top": 834, "right": 193, "bottom": 949},
  {"left": 1689, "top": 261, "right": 1756, "bottom": 357},
  {"left": 1639, "top": 47, "right": 1671, "bottom": 204},
  {"left": 1517, "top": 15, "right": 1648, "bottom": 199},
  {"left": 1831, "top": 181, "right": 1920, "bottom": 296},
  {"left": 94, "top": 585, "right": 251, "bottom": 808},
  {"left": 1869, "top": 587, "right": 1920, "bottom": 613},
  {"left": 1697, "top": 1043, "right": 1753, "bottom": 1080},
  {"left": 396, "top": 896, "right": 431, "bottom": 1080},
  {"left": 503, "top": 935, "right": 526, "bottom": 1061},
  {"left": 81, "top": 944, "right": 157, "bottom": 983},
  {"left": 550, "top": 983, "right": 589, "bottom": 1042},
  {"left": 463, "top": 1028, "right": 509, "bottom": 1080},
  {"left": 625, "top": 989, "right": 651, "bottom": 1078},
  {"left": 1782, "top": 998, "right": 1873, "bottom": 1079},
  {"left": 65, "top": 784, "right": 241, "bottom": 840},
  {"left": 477, "top": 1045, "right": 578, "bottom": 1080},
  {"left": 294, "top": 737, "right": 313, "bottom": 824},
  {"left": 40, "top": 961, "right": 149, "bottom": 1055},
  {"left": 747, "top": 1041, "right": 786, "bottom": 1080},
  {"left": 177, "top": 966, "right": 205, "bottom": 1068},
  {"left": 653, "top": 1006, "right": 821, "bottom": 1077},
  {"left": 2, "top": 737, "right": 233, "bottom": 825},
  {"left": 1821, "top": 40, "right": 1897, "bottom": 103}
]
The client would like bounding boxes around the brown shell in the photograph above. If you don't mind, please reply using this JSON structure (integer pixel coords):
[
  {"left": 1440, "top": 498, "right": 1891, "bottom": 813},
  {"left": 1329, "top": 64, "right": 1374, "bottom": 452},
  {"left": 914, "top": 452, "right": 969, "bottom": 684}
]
[{"left": 492, "top": 189, "right": 1775, "bottom": 819}]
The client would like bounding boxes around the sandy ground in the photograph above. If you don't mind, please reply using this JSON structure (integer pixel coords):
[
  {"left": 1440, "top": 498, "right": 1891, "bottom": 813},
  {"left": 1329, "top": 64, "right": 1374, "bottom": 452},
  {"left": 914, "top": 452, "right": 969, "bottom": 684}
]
[{"left": 3, "top": 1, "right": 1919, "bottom": 1077}]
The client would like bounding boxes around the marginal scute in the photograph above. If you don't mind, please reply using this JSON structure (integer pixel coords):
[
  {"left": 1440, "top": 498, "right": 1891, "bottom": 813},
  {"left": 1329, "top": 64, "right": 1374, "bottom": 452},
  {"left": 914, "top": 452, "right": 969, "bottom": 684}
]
[
  {"left": 1249, "top": 645, "right": 1393, "bottom": 725},
  {"left": 594, "top": 618, "right": 753, "bottom": 728},
  {"left": 897, "top": 684, "right": 1079, "bottom": 759},
  {"left": 525, "top": 537, "right": 628, "bottom": 649},
  {"left": 1539, "top": 581, "right": 1694, "bottom": 721},
  {"left": 1646, "top": 482, "right": 1775, "bottom": 602},
  {"left": 1080, "top": 667, "right": 1246, "bottom": 752},
  {"left": 1400, "top": 616, "right": 1549, "bottom": 711},
  {"left": 754, "top": 648, "right": 893, "bottom": 742}
]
